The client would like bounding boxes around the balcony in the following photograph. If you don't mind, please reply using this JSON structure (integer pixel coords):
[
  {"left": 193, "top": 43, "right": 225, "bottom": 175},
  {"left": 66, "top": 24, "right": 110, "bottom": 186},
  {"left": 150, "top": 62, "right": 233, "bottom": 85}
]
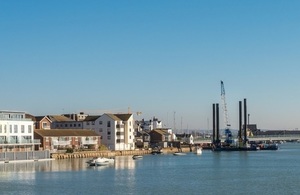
[
  {"left": 52, "top": 140, "right": 71, "bottom": 146},
  {"left": 0, "top": 139, "right": 40, "bottom": 145},
  {"left": 81, "top": 140, "right": 98, "bottom": 145},
  {"left": 116, "top": 124, "right": 124, "bottom": 129}
]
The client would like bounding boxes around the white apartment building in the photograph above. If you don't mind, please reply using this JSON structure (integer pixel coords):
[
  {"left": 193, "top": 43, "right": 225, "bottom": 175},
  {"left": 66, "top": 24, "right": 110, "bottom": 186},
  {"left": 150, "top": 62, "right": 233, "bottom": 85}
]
[
  {"left": 140, "top": 117, "right": 163, "bottom": 131},
  {"left": 0, "top": 110, "right": 39, "bottom": 152},
  {"left": 99, "top": 113, "right": 135, "bottom": 151}
]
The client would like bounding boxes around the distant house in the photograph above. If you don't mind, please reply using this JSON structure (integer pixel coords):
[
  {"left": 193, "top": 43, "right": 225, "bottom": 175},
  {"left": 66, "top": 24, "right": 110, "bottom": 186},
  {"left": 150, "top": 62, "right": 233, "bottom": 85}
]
[
  {"left": 135, "top": 130, "right": 150, "bottom": 149},
  {"left": 34, "top": 116, "right": 52, "bottom": 130},
  {"left": 62, "top": 112, "right": 88, "bottom": 121},
  {"left": 82, "top": 115, "right": 102, "bottom": 131},
  {"left": 149, "top": 129, "right": 173, "bottom": 148},
  {"left": 139, "top": 117, "right": 163, "bottom": 131},
  {"left": 34, "top": 129, "right": 100, "bottom": 151},
  {"left": 48, "top": 115, "right": 83, "bottom": 129},
  {"left": 176, "top": 133, "right": 194, "bottom": 145}
]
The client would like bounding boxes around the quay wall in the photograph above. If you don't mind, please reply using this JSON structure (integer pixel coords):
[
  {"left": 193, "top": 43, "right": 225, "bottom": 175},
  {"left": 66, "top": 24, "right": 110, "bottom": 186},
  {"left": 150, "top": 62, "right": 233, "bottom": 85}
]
[
  {"left": 51, "top": 150, "right": 152, "bottom": 159},
  {"left": 51, "top": 146, "right": 193, "bottom": 159}
]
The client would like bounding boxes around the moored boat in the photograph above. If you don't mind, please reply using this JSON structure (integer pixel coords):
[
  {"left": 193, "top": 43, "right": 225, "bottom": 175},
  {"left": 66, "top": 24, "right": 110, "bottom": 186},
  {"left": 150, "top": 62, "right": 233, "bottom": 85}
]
[
  {"left": 173, "top": 152, "right": 186, "bottom": 156},
  {"left": 86, "top": 157, "right": 115, "bottom": 166},
  {"left": 132, "top": 155, "right": 143, "bottom": 159},
  {"left": 194, "top": 146, "right": 202, "bottom": 155}
]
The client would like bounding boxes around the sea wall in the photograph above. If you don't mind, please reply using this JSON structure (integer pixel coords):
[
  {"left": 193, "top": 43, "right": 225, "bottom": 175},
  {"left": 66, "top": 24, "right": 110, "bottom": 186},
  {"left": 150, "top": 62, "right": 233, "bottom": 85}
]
[
  {"left": 51, "top": 146, "right": 195, "bottom": 159},
  {"left": 51, "top": 150, "right": 152, "bottom": 159}
]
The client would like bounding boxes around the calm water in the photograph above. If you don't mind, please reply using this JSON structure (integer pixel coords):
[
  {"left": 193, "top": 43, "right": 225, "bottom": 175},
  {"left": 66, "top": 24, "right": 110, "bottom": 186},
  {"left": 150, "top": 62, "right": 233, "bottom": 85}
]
[{"left": 1, "top": 143, "right": 300, "bottom": 195}]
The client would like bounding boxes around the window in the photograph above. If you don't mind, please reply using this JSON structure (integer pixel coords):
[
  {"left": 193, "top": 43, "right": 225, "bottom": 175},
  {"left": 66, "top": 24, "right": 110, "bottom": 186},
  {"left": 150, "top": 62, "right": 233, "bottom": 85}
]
[
  {"left": 108, "top": 131, "right": 111, "bottom": 135},
  {"left": 10, "top": 125, "right": 12, "bottom": 133},
  {"left": 99, "top": 121, "right": 103, "bottom": 125},
  {"left": 107, "top": 136, "right": 111, "bottom": 140},
  {"left": 87, "top": 122, "right": 90, "bottom": 125},
  {"left": 14, "top": 125, "right": 18, "bottom": 133},
  {"left": 28, "top": 125, "right": 32, "bottom": 133},
  {"left": 42, "top": 122, "right": 48, "bottom": 129},
  {"left": 21, "top": 125, "right": 25, "bottom": 133},
  {"left": 99, "top": 128, "right": 103, "bottom": 132},
  {"left": 92, "top": 122, "right": 95, "bottom": 125},
  {"left": 65, "top": 124, "right": 67, "bottom": 127},
  {"left": 78, "top": 124, "right": 81, "bottom": 127},
  {"left": 107, "top": 121, "right": 111, "bottom": 127},
  {"left": 0, "top": 125, "right": 2, "bottom": 133}
]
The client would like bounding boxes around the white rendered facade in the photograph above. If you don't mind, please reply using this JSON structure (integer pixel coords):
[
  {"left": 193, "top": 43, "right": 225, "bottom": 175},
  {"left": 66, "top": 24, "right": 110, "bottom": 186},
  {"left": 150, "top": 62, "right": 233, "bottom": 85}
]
[
  {"left": 0, "top": 111, "right": 38, "bottom": 151},
  {"left": 99, "top": 113, "right": 135, "bottom": 151},
  {"left": 140, "top": 117, "right": 163, "bottom": 131}
]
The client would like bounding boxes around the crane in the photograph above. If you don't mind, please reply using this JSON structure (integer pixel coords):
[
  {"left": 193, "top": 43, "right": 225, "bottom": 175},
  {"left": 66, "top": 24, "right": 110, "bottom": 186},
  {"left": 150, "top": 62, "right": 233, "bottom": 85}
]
[{"left": 221, "top": 80, "right": 233, "bottom": 144}]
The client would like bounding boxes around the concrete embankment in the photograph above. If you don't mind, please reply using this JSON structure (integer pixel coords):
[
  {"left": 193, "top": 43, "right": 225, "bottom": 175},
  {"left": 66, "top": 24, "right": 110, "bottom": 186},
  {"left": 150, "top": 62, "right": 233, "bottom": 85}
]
[
  {"left": 51, "top": 150, "right": 152, "bottom": 159},
  {"left": 51, "top": 146, "right": 195, "bottom": 159}
]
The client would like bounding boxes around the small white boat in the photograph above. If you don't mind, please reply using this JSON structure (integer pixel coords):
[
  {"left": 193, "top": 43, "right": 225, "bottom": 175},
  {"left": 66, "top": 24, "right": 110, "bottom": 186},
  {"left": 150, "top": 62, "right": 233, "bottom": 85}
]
[
  {"left": 86, "top": 157, "right": 114, "bottom": 166},
  {"left": 173, "top": 152, "right": 186, "bottom": 156},
  {"left": 194, "top": 147, "right": 202, "bottom": 155},
  {"left": 132, "top": 155, "right": 143, "bottom": 159}
]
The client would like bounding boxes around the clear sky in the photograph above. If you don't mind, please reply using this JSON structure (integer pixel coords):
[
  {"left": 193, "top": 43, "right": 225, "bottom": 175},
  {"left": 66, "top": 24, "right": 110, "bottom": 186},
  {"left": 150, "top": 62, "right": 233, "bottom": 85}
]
[{"left": 1, "top": 0, "right": 300, "bottom": 131}]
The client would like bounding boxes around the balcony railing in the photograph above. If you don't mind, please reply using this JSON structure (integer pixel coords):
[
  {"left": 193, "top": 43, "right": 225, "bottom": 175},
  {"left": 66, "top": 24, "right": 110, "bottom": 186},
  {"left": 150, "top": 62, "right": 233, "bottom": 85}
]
[
  {"left": 0, "top": 139, "right": 40, "bottom": 145},
  {"left": 81, "top": 140, "right": 98, "bottom": 145},
  {"left": 52, "top": 140, "right": 71, "bottom": 146}
]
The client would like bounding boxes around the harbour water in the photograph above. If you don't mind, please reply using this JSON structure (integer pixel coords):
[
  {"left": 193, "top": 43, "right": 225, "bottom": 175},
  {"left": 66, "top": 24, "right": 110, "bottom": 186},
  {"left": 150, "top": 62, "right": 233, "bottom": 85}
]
[{"left": 1, "top": 143, "right": 300, "bottom": 195}]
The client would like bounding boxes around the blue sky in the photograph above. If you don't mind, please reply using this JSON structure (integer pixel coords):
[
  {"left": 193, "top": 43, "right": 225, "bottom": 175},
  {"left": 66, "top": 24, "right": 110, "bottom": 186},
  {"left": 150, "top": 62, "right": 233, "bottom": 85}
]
[{"left": 1, "top": 1, "right": 300, "bottom": 131}]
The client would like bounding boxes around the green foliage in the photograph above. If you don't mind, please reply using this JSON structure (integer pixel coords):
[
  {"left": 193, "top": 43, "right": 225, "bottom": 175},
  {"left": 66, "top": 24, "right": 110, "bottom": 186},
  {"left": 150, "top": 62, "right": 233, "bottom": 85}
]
[
  {"left": 66, "top": 148, "right": 74, "bottom": 153},
  {"left": 98, "top": 145, "right": 108, "bottom": 151}
]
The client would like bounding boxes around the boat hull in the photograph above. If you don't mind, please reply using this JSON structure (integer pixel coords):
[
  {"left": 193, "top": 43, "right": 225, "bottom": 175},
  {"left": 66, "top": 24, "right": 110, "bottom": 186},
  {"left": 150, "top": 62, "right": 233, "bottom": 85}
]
[
  {"left": 173, "top": 152, "right": 186, "bottom": 156},
  {"left": 86, "top": 157, "right": 114, "bottom": 166}
]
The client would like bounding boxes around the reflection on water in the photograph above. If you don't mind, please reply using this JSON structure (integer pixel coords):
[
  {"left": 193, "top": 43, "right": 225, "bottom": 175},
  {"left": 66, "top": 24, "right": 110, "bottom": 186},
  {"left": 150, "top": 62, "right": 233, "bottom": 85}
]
[
  {"left": 0, "top": 155, "right": 140, "bottom": 173},
  {"left": 1, "top": 144, "right": 300, "bottom": 195}
]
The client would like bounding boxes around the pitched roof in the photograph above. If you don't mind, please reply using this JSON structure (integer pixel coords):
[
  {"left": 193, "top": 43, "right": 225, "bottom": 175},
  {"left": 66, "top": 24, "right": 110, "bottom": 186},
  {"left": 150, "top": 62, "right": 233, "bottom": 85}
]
[
  {"left": 25, "top": 114, "right": 36, "bottom": 121},
  {"left": 114, "top": 114, "right": 132, "bottom": 121},
  {"left": 35, "top": 129, "right": 100, "bottom": 137},
  {"left": 83, "top": 115, "right": 101, "bottom": 121},
  {"left": 48, "top": 115, "right": 74, "bottom": 122},
  {"left": 151, "top": 129, "right": 170, "bottom": 135},
  {"left": 105, "top": 114, "right": 122, "bottom": 121}
]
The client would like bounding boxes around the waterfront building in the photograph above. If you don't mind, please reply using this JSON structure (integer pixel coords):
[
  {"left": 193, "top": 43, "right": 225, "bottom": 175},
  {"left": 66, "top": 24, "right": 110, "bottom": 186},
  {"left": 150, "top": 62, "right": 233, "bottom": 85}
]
[
  {"left": 139, "top": 117, "right": 163, "bottom": 131},
  {"left": 0, "top": 110, "right": 40, "bottom": 152},
  {"left": 175, "top": 133, "right": 194, "bottom": 145},
  {"left": 82, "top": 115, "right": 102, "bottom": 131},
  {"left": 34, "top": 129, "right": 100, "bottom": 151},
  {"left": 135, "top": 130, "right": 150, "bottom": 149},
  {"left": 149, "top": 129, "right": 173, "bottom": 148},
  {"left": 99, "top": 113, "right": 135, "bottom": 151}
]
